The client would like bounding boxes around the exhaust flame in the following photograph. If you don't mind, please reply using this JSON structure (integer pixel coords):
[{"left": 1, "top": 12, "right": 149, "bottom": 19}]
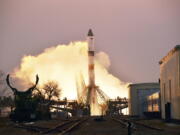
[{"left": 13, "top": 41, "right": 129, "bottom": 115}]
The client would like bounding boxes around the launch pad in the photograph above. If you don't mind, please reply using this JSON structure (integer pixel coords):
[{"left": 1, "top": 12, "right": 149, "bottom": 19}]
[
  {"left": 67, "top": 29, "right": 128, "bottom": 116},
  {"left": 49, "top": 30, "right": 128, "bottom": 117}
]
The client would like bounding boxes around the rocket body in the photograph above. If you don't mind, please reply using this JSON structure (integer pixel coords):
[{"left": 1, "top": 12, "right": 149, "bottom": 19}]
[
  {"left": 87, "top": 29, "right": 95, "bottom": 87},
  {"left": 87, "top": 29, "right": 101, "bottom": 115}
]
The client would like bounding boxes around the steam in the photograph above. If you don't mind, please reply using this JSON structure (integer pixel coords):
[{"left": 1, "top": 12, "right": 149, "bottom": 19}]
[{"left": 13, "top": 41, "right": 129, "bottom": 100}]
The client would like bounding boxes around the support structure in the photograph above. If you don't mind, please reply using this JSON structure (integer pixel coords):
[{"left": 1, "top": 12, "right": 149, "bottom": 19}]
[{"left": 6, "top": 74, "right": 39, "bottom": 121}]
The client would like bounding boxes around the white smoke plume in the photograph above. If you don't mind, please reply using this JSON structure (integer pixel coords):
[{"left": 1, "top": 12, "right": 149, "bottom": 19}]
[{"left": 13, "top": 41, "right": 129, "bottom": 100}]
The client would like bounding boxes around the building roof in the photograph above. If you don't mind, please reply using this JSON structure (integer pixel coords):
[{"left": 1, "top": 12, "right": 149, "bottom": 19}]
[
  {"left": 159, "top": 45, "right": 180, "bottom": 65},
  {"left": 128, "top": 82, "right": 160, "bottom": 88}
]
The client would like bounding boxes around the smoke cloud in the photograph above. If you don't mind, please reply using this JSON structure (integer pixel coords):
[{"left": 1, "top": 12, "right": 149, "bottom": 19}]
[{"left": 13, "top": 41, "right": 129, "bottom": 100}]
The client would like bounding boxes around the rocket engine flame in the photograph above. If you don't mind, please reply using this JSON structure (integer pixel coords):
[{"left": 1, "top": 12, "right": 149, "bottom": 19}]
[{"left": 13, "top": 41, "right": 129, "bottom": 104}]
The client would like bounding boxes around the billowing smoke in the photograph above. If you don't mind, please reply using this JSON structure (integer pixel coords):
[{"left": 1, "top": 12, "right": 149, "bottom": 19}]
[{"left": 13, "top": 41, "right": 129, "bottom": 100}]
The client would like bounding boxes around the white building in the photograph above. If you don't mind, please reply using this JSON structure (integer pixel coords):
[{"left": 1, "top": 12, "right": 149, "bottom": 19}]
[
  {"left": 159, "top": 45, "right": 180, "bottom": 120},
  {"left": 128, "top": 83, "right": 160, "bottom": 117}
]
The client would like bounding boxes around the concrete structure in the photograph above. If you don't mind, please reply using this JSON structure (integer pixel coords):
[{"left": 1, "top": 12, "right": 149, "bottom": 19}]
[
  {"left": 107, "top": 98, "right": 128, "bottom": 116},
  {"left": 159, "top": 45, "right": 180, "bottom": 120},
  {"left": 128, "top": 83, "right": 160, "bottom": 117}
]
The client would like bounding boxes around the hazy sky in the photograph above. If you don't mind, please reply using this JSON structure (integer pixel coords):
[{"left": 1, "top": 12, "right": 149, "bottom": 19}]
[{"left": 0, "top": 0, "right": 180, "bottom": 83}]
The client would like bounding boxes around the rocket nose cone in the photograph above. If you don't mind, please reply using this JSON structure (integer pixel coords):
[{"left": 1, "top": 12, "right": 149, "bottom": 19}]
[{"left": 87, "top": 29, "right": 94, "bottom": 36}]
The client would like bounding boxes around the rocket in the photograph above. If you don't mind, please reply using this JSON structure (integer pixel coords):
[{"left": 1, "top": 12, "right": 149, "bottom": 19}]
[
  {"left": 87, "top": 29, "right": 95, "bottom": 87},
  {"left": 86, "top": 29, "right": 101, "bottom": 115},
  {"left": 87, "top": 29, "right": 97, "bottom": 106}
]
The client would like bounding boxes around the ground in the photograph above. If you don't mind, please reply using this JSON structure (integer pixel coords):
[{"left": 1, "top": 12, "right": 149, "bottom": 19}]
[{"left": 1, "top": 116, "right": 180, "bottom": 135}]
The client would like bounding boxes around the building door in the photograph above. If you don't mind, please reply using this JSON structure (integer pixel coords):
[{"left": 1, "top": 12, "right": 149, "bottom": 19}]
[{"left": 165, "top": 102, "right": 171, "bottom": 121}]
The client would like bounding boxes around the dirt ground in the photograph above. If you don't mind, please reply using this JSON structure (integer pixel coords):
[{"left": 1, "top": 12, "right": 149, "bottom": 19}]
[
  {"left": 69, "top": 117, "right": 180, "bottom": 135},
  {"left": 137, "top": 119, "right": 180, "bottom": 135},
  {"left": 0, "top": 117, "right": 67, "bottom": 135},
  {"left": 1, "top": 117, "right": 180, "bottom": 135},
  {"left": 0, "top": 117, "right": 37, "bottom": 135},
  {"left": 69, "top": 117, "right": 127, "bottom": 135}
]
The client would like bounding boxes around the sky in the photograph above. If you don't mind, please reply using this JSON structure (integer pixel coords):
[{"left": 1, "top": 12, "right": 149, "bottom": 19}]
[{"left": 0, "top": 0, "right": 180, "bottom": 83}]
